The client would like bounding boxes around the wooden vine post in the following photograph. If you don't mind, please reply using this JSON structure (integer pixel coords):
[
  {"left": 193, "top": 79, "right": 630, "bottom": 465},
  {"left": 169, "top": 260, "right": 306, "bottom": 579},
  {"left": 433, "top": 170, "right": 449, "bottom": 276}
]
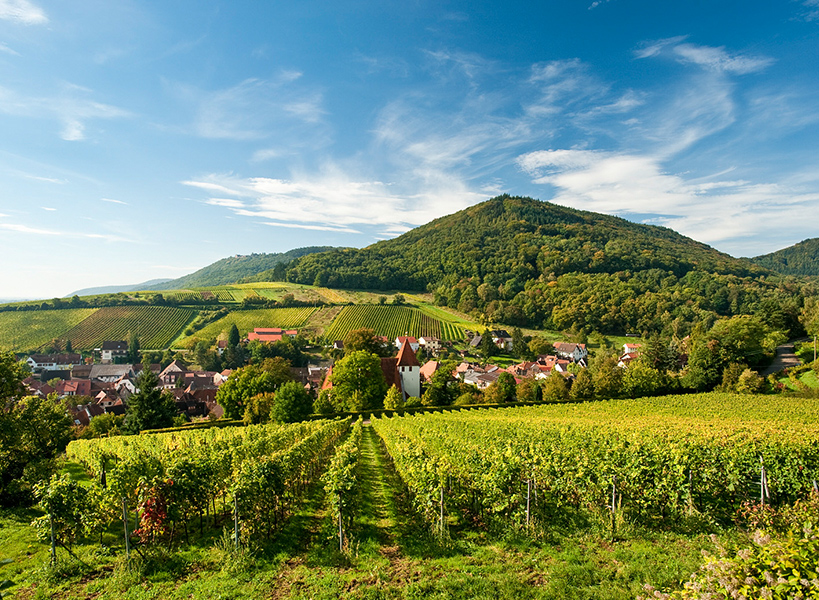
[
  {"left": 49, "top": 513, "right": 56, "bottom": 567},
  {"left": 121, "top": 497, "right": 131, "bottom": 560},
  {"left": 233, "top": 493, "right": 239, "bottom": 551},
  {"left": 610, "top": 475, "right": 617, "bottom": 541}
]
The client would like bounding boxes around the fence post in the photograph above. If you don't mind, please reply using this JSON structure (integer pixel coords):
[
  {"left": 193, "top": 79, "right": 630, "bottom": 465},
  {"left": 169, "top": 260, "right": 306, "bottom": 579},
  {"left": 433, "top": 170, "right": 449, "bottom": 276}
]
[
  {"left": 121, "top": 497, "right": 131, "bottom": 560},
  {"left": 338, "top": 508, "right": 344, "bottom": 552},
  {"left": 233, "top": 493, "right": 239, "bottom": 551},
  {"left": 526, "top": 478, "right": 532, "bottom": 527},
  {"left": 49, "top": 513, "right": 56, "bottom": 567},
  {"left": 610, "top": 475, "right": 617, "bottom": 540}
]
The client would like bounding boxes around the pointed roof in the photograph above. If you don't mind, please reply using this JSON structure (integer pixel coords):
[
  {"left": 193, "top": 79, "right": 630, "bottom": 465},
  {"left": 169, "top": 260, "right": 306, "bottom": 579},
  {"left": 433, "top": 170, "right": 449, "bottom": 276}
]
[{"left": 396, "top": 341, "right": 420, "bottom": 367}]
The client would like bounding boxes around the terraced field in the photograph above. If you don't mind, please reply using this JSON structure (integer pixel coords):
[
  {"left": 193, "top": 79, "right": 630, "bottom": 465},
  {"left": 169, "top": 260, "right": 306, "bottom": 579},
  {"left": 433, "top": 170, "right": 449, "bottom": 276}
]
[
  {"left": 322, "top": 304, "right": 466, "bottom": 342},
  {"left": 0, "top": 308, "right": 98, "bottom": 352},
  {"left": 59, "top": 306, "right": 195, "bottom": 350},
  {"left": 178, "top": 307, "right": 319, "bottom": 343}
]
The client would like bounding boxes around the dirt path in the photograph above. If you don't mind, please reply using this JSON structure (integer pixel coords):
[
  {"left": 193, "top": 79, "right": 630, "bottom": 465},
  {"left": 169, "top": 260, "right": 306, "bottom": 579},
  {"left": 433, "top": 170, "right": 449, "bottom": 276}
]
[{"left": 762, "top": 342, "right": 802, "bottom": 376}]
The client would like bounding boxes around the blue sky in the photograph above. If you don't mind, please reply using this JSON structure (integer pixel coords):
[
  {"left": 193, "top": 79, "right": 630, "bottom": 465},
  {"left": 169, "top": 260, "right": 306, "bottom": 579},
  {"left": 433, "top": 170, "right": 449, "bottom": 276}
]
[{"left": 2, "top": 0, "right": 819, "bottom": 299}]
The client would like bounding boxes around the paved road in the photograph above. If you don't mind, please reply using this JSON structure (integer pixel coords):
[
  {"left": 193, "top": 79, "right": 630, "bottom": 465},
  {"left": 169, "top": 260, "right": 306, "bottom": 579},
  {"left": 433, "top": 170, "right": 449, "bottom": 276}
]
[{"left": 761, "top": 342, "right": 802, "bottom": 376}]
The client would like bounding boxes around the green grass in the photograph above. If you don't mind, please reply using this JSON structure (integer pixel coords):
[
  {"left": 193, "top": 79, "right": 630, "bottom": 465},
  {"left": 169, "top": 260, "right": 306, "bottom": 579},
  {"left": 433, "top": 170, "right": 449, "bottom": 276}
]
[
  {"left": 0, "top": 308, "right": 98, "bottom": 352},
  {"left": 176, "top": 307, "right": 319, "bottom": 345}
]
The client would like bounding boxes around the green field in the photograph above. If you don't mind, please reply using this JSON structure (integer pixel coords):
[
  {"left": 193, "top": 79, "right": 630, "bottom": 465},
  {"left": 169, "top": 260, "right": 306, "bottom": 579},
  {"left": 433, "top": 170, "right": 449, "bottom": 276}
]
[
  {"left": 4, "top": 392, "right": 815, "bottom": 599},
  {"left": 59, "top": 306, "right": 196, "bottom": 350},
  {"left": 323, "top": 304, "right": 466, "bottom": 342},
  {"left": 177, "top": 307, "right": 319, "bottom": 344},
  {"left": 0, "top": 308, "right": 98, "bottom": 352}
]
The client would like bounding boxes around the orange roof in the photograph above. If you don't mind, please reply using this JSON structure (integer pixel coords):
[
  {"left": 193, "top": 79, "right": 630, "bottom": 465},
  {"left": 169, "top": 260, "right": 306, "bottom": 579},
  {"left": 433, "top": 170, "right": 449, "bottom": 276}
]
[{"left": 396, "top": 342, "right": 420, "bottom": 367}]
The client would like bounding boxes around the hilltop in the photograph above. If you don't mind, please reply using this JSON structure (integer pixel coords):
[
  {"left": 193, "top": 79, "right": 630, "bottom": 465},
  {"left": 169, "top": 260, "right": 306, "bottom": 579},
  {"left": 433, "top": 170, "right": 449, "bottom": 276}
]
[
  {"left": 751, "top": 237, "right": 819, "bottom": 276},
  {"left": 142, "top": 246, "right": 337, "bottom": 290}
]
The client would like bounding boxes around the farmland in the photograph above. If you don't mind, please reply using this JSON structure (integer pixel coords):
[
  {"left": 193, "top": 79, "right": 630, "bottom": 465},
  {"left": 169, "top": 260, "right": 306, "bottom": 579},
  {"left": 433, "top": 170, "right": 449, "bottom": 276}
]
[
  {"left": 59, "top": 306, "right": 196, "bottom": 350},
  {"left": 5, "top": 392, "right": 817, "bottom": 599},
  {"left": 177, "top": 307, "right": 319, "bottom": 344},
  {"left": 322, "top": 304, "right": 466, "bottom": 342},
  {"left": 0, "top": 308, "right": 97, "bottom": 352}
]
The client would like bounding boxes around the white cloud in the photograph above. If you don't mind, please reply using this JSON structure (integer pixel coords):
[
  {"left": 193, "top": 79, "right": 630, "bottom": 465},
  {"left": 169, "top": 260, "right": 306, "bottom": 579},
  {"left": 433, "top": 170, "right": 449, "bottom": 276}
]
[
  {"left": 0, "top": 0, "right": 46, "bottom": 25},
  {"left": 41, "top": 207, "right": 56, "bottom": 211},
  {"left": 0, "top": 83, "right": 130, "bottom": 141},
  {"left": 172, "top": 76, "right": 328, "bottom": 142},
  {"left": 673, "top": 43, "right": 774, "bottom": 74},
  {"left": 101, "top": 198, "right": 127, "bottom": 205},
  {"left": 183, "top": 169, "right": 483, "bottom": 234},
  {"left": 0, "top": 42, "right": 20, "bottom": 55},
  {"left": 517, "top": 148, "right": 819, "bottom": 255},
  {"left": 636, "top": 38, "right": 773, "bottom": 74}
]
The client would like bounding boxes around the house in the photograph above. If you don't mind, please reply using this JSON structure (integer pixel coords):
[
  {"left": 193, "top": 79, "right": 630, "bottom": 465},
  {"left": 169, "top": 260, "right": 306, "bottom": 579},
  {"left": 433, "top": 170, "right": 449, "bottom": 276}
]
[
  {"left": 26, "top": 353, "right": 83, "bottom": 373},
  {"left": 489, "top": 330, "right": 513, "bottom": 350},
  {"left": 618, "top": 353, "right": 640, "bottom": 369},
  {"left": 419, "top": 360, "right": 440, "bottom": 382},
  {"left": 89, "top": 364, "right": 135, "bottom": 383},
  {"left": 506, "top": 361, "right": 541, "bottom": 379},
  {"left": 217, "top": 340, "right": 228, "bottom": 355},
  {"left": 332, "top": 340, "right": 344, "bottom": 351},
  {"left": 158, "top": 360, "right": 188, "bottom": 389},
  {"left": 246, "top": 328, "right": 298, "bottom": 343},
  {"left": 395, "top": 336, "right": 420, "bottom": 352},
  {"left": 54, "top": 379, "right": 92, "bottom": 398},
  {"left": 418, "top": 337, "right": 442, "bottom": 354},
  {"left": 553, "top": 342, "right": 588, "bottom": 363},
  {"left": 100, "top": 341, "right": 128, "bottom": 363},
  {"left": 623, "top": 343, "right": 642, "bottom": 356},
  {"left": 379, "top": 342, "right": 421, "bottom": 400}
]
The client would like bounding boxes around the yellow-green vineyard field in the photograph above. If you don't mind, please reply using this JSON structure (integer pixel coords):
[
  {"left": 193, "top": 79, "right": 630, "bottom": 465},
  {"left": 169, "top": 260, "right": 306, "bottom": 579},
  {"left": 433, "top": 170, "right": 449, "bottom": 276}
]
[
  {"left": 59, "top": 306, "right": 195, "bottom": 350},
  {"left": 0, "top": 308, "right": 98, "bottom": 352},
  {"left": 322, "top": 304, "right": 466, "bottom": 342},
  {"left": 373, "top": 393, "right": 819, "bottom": 529},
  {"left": 178, "top": 307, "right": 319, "bottom": 344}
]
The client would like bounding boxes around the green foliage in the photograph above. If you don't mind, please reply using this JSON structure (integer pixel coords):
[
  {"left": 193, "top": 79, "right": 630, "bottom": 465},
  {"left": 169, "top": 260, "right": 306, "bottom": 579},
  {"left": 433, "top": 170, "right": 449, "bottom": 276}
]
[
  {"left": 0, "top": 391, "right": 73, "bottom": 506},
  {"left": 752, "top": 236, "right": 819, "bottom": 276},
  {"left": 0, "top": 309, "right": 97, "bottom": 353},
  {"left": 570, "top": 368, "right": 596, "bottom": 400},
  {"left": 541, "top": 373, "right": 570, "bottom": 403},
  {"left": 323, "top": 305, "right": 464, "bottom": 343},
  {"left": 483, "top": 372, "right": 516, "bottom": 403},
  {"left": 322, "top": 419, "right": 362, "bottom": 550},
  {"left": 124, "top": 369, "right": 178, "bottom": 433},
  {"left": 243, "top": 392, "right": 276, "bottom": 425},
  {"left": 622, "top": 359, "right": 670, "bottom": 398},
  {"left": 329, "top": 351, "right": 387, "bottom": 411},
  {"left": 216, "top": 358, "right": 294, "bottom": 420},
  {"left": 269, "top": 381, "right": 313, "bottom": 423},
  {"left": 59, "top": 306, "right": 194, "bottom": 350},
  {"left": 384, "top": 385, "right": 404, "bottom": 410},
  {"left": 32, "top": 474, "right": 102, "bottom": 550},
  {"left": 342, "top": 327, "right": 391, "bottom": 356}
]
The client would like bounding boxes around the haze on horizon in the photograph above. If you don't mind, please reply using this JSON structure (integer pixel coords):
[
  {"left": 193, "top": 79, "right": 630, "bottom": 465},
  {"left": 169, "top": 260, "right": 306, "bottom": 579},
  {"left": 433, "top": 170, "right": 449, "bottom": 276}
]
[{"left": 1, "top": 0, "right": 818, "bottom": 300}]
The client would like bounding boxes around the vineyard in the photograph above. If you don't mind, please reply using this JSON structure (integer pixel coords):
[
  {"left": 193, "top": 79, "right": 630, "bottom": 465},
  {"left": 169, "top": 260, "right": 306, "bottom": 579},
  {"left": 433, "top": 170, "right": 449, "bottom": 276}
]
[
  {"left": 372, "top": 394, "right": 819, "bottom": 532},
  {"left": 323, "top": 304, "right": 465, "bottom": 342},
  {"left": 65, "top": 418, "right": 349, "bottom": 544},
  {"left": 178, "top": 307, "right": 319, "bottom": 343},
  {"left": 58, "top": 306, "right": 195, "bottom": 350},
  {"left": 0, "top": 308, "right": 97, "bottom": 352}
]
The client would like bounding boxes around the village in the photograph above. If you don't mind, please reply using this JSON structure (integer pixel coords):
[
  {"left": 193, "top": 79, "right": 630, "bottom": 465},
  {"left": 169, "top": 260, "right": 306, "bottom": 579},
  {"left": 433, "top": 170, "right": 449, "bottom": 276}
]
[{"left": 18, "top": 327, "right": 643, "bottom": 429}]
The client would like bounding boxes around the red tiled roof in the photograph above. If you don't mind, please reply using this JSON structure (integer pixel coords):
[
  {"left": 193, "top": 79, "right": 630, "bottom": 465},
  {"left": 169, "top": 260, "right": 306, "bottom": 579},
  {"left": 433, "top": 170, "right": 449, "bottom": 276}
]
[{"left": 396, "top": 342, "right": 420, "bottom": 367}]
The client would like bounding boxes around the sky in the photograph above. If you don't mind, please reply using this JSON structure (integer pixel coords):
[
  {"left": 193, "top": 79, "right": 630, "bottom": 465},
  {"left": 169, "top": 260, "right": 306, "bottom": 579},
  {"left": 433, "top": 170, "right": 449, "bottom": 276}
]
[{"left": 1, "top": 0, "right": 819, "bottom": 300}]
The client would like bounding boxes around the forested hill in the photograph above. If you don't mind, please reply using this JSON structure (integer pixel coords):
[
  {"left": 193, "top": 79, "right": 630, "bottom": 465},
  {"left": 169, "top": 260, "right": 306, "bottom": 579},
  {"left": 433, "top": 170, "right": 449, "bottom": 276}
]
[
  {"left": 286, "top": 195, "right": 763, "bottom": 289},
  {"left": 280, "top": 195, "right": 803, "bottom": 336},
  {"left": 751, "top": 238, "right": 819, "bottom": 276},
  {"left": 144, "top": 247, "right": 337, "bottom": 290}
]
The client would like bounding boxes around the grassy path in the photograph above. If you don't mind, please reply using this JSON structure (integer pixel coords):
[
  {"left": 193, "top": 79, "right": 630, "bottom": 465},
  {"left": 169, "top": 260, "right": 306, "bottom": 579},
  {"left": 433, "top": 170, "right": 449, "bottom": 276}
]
[{"left": 356, "top": 424, "right": 400, "bottom": 549}]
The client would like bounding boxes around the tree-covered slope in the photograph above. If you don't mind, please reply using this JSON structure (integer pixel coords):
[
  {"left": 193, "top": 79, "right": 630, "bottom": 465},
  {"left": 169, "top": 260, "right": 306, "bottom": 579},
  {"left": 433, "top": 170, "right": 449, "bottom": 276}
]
[
  {"left": 751, "top": 238, "right": 819, "bottom": 276},
  {"left": 286, "top": 195, "right": 763, "bottom": 289},
  {"left": 281, "top": 196, "right": 801, "bottom": 336},
  {"left": 145, "top": 247, "right": 337, "bottom": 290}
]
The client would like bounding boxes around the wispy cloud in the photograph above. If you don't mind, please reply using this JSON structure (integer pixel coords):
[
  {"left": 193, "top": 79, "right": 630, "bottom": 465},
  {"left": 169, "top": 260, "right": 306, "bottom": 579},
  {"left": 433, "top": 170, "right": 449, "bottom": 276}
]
[
  {"left": 636, "top": 37, "right": 774, "bottom": 74},
  {"left": 101, "top": 198, "right": 127, "bottom": 205},
  {"left": 183, "top": 169, "right": 483, "bottom": 236},
  {"left": 41, "top": 207, "right": 56, "bottom": 211},
  {"left": 0, "top": 42, "right": 20, "bottom": 55},
  {"left": 517, "top": 148, "right": 819, "bottom": 255},
  {"left": 0, "top": 83, "right": 131, "bottom": 141},
  {"left": 799, "top": 0, "right": 819, "bottom": 21},
  {"left": 171, "top": 74, "right": 328, "bottom": 142},
  {"left": 0, "top": 0, "right": 47, "bottom": 25}
]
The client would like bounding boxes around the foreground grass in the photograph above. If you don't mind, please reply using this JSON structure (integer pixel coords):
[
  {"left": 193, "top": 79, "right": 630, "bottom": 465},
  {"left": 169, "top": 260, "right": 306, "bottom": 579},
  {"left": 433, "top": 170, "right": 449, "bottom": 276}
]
[{"left": 1, "top": 427, "right": 728, "bottom": 599}]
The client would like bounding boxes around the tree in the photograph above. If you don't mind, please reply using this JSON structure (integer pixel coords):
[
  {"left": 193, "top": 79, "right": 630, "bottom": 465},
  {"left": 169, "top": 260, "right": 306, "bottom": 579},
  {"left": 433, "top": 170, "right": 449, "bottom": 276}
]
[
  {"left": 392, "top": 294, "right": 405, "bottom": 305},
  {"left": 329, "top": 351, "right": 387, "bottom": 411},
  {"left": 569, "top": 368, "right": 595, "bottom": 401},
  {"left": 541, "top": 374, "right": 570, "bottom": 403},
  {"left": 124, "top": 369, "right": 178, "bottom": 433},
  {"left": 484, "top": 372, "right": 516, "bottom": 404},
  {"left": 343, "top": 328, "right": 390, "bottom": 356},
  {"left": 479, "top": 330, "right": 497, "bottom": 360},
  {"left": 216, "top": 359, "right": 293, "bottom": 420},
  {"left": 511, "top": 327, "right": 530, "bottom": 360},
  {"left": 243, "top": 392, "right": 276, "bottom": 424},
  {"left": 736, "top": 368, "right": 765, "bottom": 394},
  {"left": 228, "top": 323, "right": 241, "bottom": 348},
  {"left": 1, "top": 391, "right": 73, "bottom": 506},
  {"left": 516, "top": 378, "right": 541, "bottom": 403},
  {"left": 65, "top": 339, "right": 73, "bottom": 354},
  {"left": 314, "top": 390, "right": 335, "bottom": 415},
  {"left": 591, "top": 355, "right": 624, "bottom": 399},
  {"left": 0, "top": 351, "right": 26, "bottom": 400},
  {"left": 127, "top": 331, "right": 140, "bottom": 363},
  {"left": 384, "top": 385, "right": 404, "bottom": 410},
  {"left": 622, "top": 359, "right": 668, "bottom": 398},
  {"left": 421, "top": 360, "right": 457, "bottom": 406},
  {"left": 270, "top": 381, "right": 313, "bottom": 423}
]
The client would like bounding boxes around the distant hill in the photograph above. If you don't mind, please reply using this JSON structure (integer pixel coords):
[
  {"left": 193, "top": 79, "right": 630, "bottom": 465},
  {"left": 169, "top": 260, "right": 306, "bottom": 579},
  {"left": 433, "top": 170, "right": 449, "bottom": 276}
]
[
  {"left": 67, "top": 279, "right": 173, "bottom": 297},
  {"left": 751, "top": 238, "right": 819, "bottom": 276},
  {"left": 282, "top": 195, "right": 793, "bottom": 335},
  {"left": 143, "top": 247, "right": 338, "bottom": 291}
]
